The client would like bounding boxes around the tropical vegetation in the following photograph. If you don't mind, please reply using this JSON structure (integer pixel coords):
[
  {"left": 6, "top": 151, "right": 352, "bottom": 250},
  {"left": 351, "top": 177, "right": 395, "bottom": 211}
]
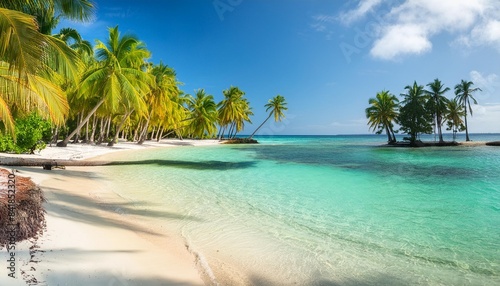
[
  {"left": 249, "top": 95, "right": 288, "bottom": 140},
  {"left": 365, "top": 90, "right": 398, "bottom": 143},
  {"left": 0, "top": 1, "right": 288, "bottom": 152},
  {"left": 455, "top": 80, "right": 481, "bottom": 142},
  {"left": 366, "top": 78, "right": 480, "bottom": 145}
]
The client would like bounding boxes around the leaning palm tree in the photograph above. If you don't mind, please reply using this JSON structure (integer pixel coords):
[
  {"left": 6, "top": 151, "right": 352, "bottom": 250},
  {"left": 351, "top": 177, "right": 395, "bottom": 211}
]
[
  {"left": 426, "top": 79, "right": 450, "bottom": 143},
  {"left": 187, "top": 89, "right": 218, "bottom": 139},
  {"left": 57, "top": 26, "right": 151, "bottom": 146},
  {"left": 249, "top": 95, "right": 287, "bottom": 139},
  {"left": 365, "top": 90, "right": 399, "bottom": 143},
  {"left": 454, "top": 80, "right": 481, "bottom": 141}
]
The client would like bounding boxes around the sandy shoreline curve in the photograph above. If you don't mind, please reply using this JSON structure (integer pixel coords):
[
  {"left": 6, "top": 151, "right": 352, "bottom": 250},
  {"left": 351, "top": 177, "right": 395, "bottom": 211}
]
[{"left": 0, "top": 139, "right": 220, "bottom": 286}]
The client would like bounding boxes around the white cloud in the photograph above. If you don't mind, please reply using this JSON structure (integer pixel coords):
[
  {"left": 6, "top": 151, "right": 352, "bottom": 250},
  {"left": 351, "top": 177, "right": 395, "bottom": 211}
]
[
  {"left": 313, "top": 14, "right": 337, "bottom": 24},
  {"left": 470, "top": 20, "right": 500, "bottom": 51},
  {"left": 337, "top": 0, "right": 500, "bottom": 60},
  {"left": 338, "top": 0, "right": 383, "bottom": 24},
  {"left": 470, "top": 71, "right": 500, "bottom": 104},
  {"left": 371, "top": 24, "right": 432, "bottom": 59},
  {"left": 310, "top": 22, "right": 327, "bottom": 32},
  {"left": 457, "top": 70, "right": 500, "bottom": 133},
  {"left": 469, "top": 103, "right": 500, "bottom": 133}
]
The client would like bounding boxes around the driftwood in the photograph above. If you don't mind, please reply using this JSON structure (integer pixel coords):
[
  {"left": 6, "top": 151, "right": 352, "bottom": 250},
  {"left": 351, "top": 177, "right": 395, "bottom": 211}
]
[{"left": 0, "top": 158, "right": 113, "bottom": 169}]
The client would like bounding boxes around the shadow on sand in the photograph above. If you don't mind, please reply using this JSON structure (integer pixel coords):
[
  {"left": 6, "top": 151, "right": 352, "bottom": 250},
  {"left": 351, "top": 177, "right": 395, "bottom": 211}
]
[
  {"left": 44, "top": 186, "right": 203, "bottom": 237},
  {"left": 2, "top": 158, "right": 257, "bottom": 171}
]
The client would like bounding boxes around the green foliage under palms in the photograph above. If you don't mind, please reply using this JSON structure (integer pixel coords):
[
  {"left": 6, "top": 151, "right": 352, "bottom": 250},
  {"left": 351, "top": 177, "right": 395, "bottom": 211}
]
[
  {"left": 454, "top": 80, "right": 481, "bottom": 141},
  {"left": 365, "top": 90, "right": 398, "bottom": 143},
  {"left": 398, "top": 81, "right": 433, "bottom": 144},
  {"left": 0, "top": 112, "right": 51, "bottom": 154},
  {"left": 249, "top": 95, "right": 287, "bottom": 139}
]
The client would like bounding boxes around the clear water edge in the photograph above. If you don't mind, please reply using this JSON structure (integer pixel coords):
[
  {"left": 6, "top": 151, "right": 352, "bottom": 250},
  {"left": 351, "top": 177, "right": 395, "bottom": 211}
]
[{"left": 96, "top": 135, "right": 500, "bottom": 285}]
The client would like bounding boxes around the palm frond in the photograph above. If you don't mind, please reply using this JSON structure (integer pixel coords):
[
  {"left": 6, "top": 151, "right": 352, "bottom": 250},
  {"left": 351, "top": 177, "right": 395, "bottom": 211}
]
[
  {"left": 0, "top": 8, "right": 44, "bottom": 76},
  {"left": 0, "top": 93, "right": 15, "bottom": 135},
  {"left": 44, "top": 35, "right": 83, "bottom": 82},
  {"left": 54, "top": 0, "right": 95, "bottom": 22}
]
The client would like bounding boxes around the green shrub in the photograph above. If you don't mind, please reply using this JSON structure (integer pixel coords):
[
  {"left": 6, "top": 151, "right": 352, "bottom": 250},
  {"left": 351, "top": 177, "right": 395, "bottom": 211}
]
[
  {"left": 0, "top": 113, "right": 52, "bottom": 154},
  {"left": 0, "top": 135, "right": 15, "bottom": 152}
]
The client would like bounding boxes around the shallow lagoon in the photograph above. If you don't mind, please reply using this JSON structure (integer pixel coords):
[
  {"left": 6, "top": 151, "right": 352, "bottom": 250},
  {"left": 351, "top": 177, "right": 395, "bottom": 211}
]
[{"left": 101, "top": 135, "right": 500, "bottom": 285}]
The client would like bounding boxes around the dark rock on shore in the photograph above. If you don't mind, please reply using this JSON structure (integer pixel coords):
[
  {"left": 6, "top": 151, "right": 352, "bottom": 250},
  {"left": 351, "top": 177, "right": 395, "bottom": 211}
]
[
  {"left": 384, "top": 140, "right": 460, "bottom": 147},
  {"left": 221, "top": 138, "right": 259, "bottom": 144},
  {"left": 486, "top": 141, "right": 500, "bottom": 146}
]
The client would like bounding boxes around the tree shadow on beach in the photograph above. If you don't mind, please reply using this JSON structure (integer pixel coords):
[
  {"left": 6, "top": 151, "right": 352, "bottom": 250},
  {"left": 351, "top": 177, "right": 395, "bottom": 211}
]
[
  {"left": 106, "top": 159, "right": 257, "bottom": 171},
  {"left": 2, "top": 157, "right": 257, "bottom": 171},
  {"left": 35, "top": 269, "right": 201, "bottom": 286},
  {"left": 43, "top": 186, "right": 203, "bottom": 236},
  {"left": 10, "top": 166, "right": 108, "bottom": 179}
]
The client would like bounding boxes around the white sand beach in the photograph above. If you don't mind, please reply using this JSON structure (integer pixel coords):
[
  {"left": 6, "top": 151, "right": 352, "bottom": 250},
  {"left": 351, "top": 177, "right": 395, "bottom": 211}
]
[{"left": 0, "top": 139, "right": 220, "bottom": 286}]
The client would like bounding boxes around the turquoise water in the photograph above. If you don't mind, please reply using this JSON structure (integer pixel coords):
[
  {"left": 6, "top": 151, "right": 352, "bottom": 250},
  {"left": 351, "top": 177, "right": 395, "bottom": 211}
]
[{"left": 101, "top": 135, "right": 500, "bottom": 285}]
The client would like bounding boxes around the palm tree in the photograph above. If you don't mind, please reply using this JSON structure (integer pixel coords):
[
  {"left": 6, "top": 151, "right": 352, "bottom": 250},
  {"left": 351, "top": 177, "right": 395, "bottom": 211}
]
[
  {"left": 158, "top": 92, "right": 190, "bottom": 140},
  {"left": 136, "top": 63, "right": 181, "bottom": 144},
  {"left": 217, "top": 86, "right": 253, "bottom": 139},
  {"left": 54, "top": 27, "right": 93, "bottom": 58},
  {"left": 454, "top": 80, "right": 481, "bottom": 141},
  {"left": 1, "top": 0, "right": 95, "bottom": 23},
  {"left": 57, "top": 26, "right": 151, "bottom": 146},
  {"left": 444, "top": 98, "right": 465, "bottom": 142},
  {"left": 0, "top": 8, "right": 77, "bottom": 135},
  {"left": 231, "top": 98, "right": 253, "bottom": 138},
  {"left": 426, "top": 79, "right": 450, "bottom": 143},
  {"left": 0, "top": 1, "right": 93, "bottom": 136},
  {"left": 249, "top": 95, "right": 287, "bottom": 139},
  {"left": 187, "top": 89, "right": 218, "bottom": 139},
  {"left": 365, "top": 90, "right": 399, "bottom": 143},
  {"left": 398, "top": 81, "right": 433, "bottom": 144}
]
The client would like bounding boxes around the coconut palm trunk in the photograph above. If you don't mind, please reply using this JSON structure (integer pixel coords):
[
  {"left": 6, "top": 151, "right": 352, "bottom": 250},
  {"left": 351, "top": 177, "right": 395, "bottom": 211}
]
[
  {"left": 138, "top": 114, "right": 152, "bottom": 144},
  {"left": 464, "top": 106, "right": 470, "bottom": 142},
  {"left": 248, "top": 113, "right": 272, "bottom": 139},
  {"left": 437, "top": 114, "right": 444, "bottom": 143},
  {"left": 57, "top": 98, "right": 105, "bottom": 146},
  {"left": 108, "top": 109, "right": 134, "bottom": 146},
  {"left": 249, "top": 95, "right": 287, "bottom": 140},
  {"left": 384, "top": 125, "right": 393, "bottom": 143}
]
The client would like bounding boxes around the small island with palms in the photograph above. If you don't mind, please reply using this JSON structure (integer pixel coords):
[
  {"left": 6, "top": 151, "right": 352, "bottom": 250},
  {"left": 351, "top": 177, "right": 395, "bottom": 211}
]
[{"left": 365, "top": 78, "right": 486, "bottom": 147}]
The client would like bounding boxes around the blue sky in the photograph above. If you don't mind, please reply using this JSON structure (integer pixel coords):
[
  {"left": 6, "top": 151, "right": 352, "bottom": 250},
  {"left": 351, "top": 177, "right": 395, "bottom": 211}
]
[{"left": 57, "top": 0, "right": 500, "bottom": 135}]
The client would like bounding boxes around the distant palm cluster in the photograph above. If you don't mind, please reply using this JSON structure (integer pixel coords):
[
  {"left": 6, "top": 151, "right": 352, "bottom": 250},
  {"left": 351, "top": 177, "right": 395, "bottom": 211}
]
[
  {"left": 0, "top": 1, "right": 287, "bottom": 152},
  {"left": 366, "top": 79, "right": 481, "bottom": 144}
]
